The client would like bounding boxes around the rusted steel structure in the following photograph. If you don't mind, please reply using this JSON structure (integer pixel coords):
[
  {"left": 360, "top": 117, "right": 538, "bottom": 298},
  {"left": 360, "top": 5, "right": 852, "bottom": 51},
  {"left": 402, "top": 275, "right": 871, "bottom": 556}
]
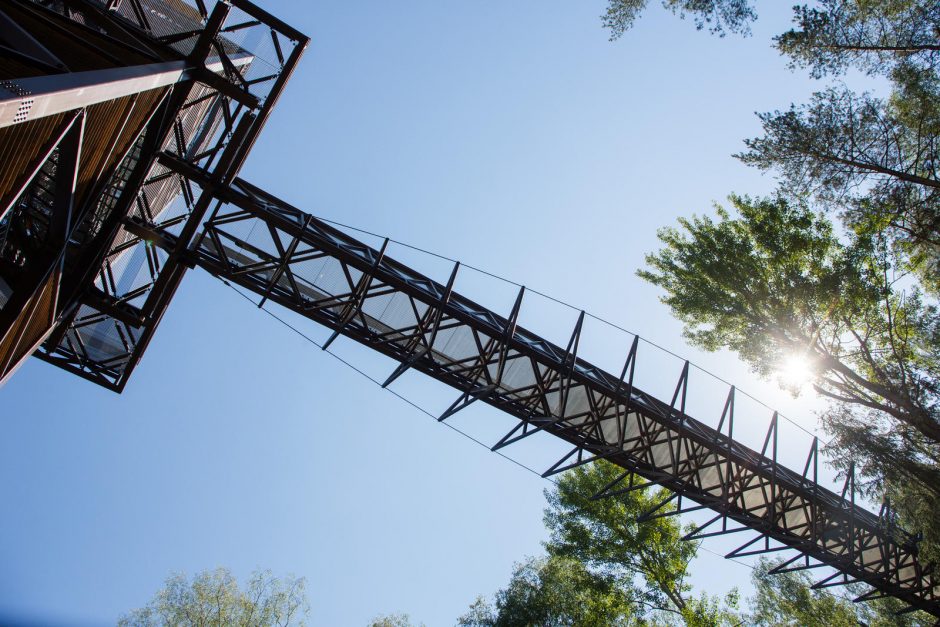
[{"left": 0, "top": 0, "right": 937, "bottom": 616}]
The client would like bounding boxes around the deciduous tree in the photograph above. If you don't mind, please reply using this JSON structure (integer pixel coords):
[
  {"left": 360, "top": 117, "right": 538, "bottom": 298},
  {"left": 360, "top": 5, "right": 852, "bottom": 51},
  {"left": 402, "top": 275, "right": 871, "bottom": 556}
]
[
  {"left": 460, "top": 462, "right": 744, "bottom": 625},
  {"left": 456, "top": 555, "right": 635, "bottom": 626},
  {"left": 749, "top": 557, "right": 933, "bottom": 626},
  {"left": 368, "top": 613, "right": 424, "bottom": 627},
  {"left": 610, "top": 0, "right": 940, "bottom": 611},
  {"left": 118, "top": 568, "right": 308, "bottom": 627},
  {"left": 638, "top": 195, "right": 940, "bottom": 561},
  {"left": 544, "top": 462, "right": 739, "bottom": 625}
]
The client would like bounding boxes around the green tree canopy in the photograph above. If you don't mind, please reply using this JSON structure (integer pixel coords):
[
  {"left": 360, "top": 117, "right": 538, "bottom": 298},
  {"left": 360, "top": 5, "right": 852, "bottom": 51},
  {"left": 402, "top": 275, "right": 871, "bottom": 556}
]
[
  {"left": 460, "top": 462, "right": 739, "bottom": 625},
  {"left": 457, "top": 555, "right": 636, "bottom": 627},
  {"left": 611, "top": 0, "right": 940, "bottom": 611},
  {"left": 602, "top": 0, "right": 756, "bottom": 40},
  {"left": 605, "top": 1, "right": 940, "bottom": 293},
  {"left": 638, "top": 194, "right": 940, "bottom": 561},
  {"left": 459, "top": 462, "right": 938, "bottom": 625},
  {"left": 544, "top": 462, "right": 739, "bottom": 625},
  {"left": 738, "top": 81, "right": 940, "bottom": 207},
  {"left": 749, "top": 557, "right": 934, "bottom": 626},
  {"left": 775, "top": 0, "right": 940, "bottom": 79},
  {"left": 737, "top": 75, "right": 940, "bottom": 291},
  {"left": 367, "top": 613, "right": 424, "bottom": 627},
  {"left": 543, "top": 461, "right": 696, "bottom": 616},
  {"left": 604, "top": 0, "right": 940, "bottom": 77},
  {"left": 118, "top": 568, "right": 308, "bottom": 627}
]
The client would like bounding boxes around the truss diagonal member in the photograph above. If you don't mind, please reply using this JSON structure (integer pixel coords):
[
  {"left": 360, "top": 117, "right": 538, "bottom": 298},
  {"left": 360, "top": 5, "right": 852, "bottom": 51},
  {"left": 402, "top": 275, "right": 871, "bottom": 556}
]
[
  {"left": 767, "top": 553, "right": 826, "bottom": 575},
  {"left": 255, "top": 214, "right": 313, "bottom": 308},
  {"left": 489, "top": 408, "right": 565, "bottom": 451},
  {"left": 438, "top": 384, "right": 497, "bottom": 422},
  {"left": 321, "top": 237, "right": 389, "bottom": 351},
  {"left": 707, "top": 385, "right": 735, "bottom": 503},
  {"left": 381, "top": 346, "right": 429, "bottom": 388},
  {"left": 489, "top": 312, "right": 588, "bottom": 451},
  {"left": 635, "top": 492, "right": 678, "bottom": 523},
  {"left": 812, "top": 571, "right": 860, "bottom": 590},
  {"left": 854, "top": 587, "right": 891, "bottom": 603},
  {"left": 894, "top": 603, "right": 928, "bottom": 616},
  {"left": 635, "top": 493, "right": 708, "bottom": 523},
  {"left": 636, "top": 492, "right": 708, "bottom": 523},
  {"left": 382, "top": 261, "right": 460, "bottom": 388},
  {"left": 759, "top": 412, "right": 779, "bottom": 526},
  {"left": 541, "top": 443, "right": 619, "bottom": 479},
  {"left": 668, "top": 361, "right": 689, "bottom": 480},
  {"left": 48, "top": 109, "right": 85, "bottom": 254},
  {"left": 590, "top": 469, "right": 670, "bottom": 501},
  {"left": 681, "top": 514, "right": 751, "bottom": 541},
  {"left": 1, "top": 110, "right": 83, "bottom": 222},
  {"left": 490, "top": 410, "right": 542, "bottom": 451},
  {"left": 725, "top": 534, "right": 792, "bottom": 559},
  {"left": 607, "top": 335, "right": 640, "bottom": 451},
  {"left": 556, "top": 311, "right": 585, "bottom": 417},
  {"left": 840, "top": 462, "right": 857, "bottom": 564},
  {"left": 491, "top": 285, "right": 525, "bottom": 387},
  {"left": 180, "top": 176, "right": 940, "bottom": 616}
]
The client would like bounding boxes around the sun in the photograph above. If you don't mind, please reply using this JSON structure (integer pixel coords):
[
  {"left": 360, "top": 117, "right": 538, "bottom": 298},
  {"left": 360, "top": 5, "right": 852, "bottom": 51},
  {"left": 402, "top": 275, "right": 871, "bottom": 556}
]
[{"left": 777, "top": 352, "right": 815, "bottom": 389}]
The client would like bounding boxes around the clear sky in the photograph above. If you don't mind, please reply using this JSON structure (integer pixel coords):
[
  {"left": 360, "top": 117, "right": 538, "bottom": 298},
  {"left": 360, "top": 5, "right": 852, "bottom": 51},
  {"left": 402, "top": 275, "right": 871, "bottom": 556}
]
[{"left": 1, "top": 1, "right": 879, "bottom": 625}]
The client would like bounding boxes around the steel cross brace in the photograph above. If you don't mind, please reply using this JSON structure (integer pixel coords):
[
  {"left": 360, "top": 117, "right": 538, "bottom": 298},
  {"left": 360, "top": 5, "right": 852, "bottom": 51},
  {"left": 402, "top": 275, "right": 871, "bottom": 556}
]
[{"left": 127, "top": 170, "right": 940, "bottom": 616}]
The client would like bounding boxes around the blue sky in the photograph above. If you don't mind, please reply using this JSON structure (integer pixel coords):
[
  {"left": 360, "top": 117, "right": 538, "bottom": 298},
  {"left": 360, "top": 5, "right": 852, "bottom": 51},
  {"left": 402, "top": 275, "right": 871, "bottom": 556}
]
[{"left": 1, "top": 1, "right": 877, "bottom": 624}]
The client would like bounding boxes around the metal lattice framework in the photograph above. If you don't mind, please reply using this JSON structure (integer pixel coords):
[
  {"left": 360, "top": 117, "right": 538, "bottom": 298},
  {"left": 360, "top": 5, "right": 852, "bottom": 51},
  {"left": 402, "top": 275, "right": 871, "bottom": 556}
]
[
  {"left": 123, "top": 160, "right": 939, "bottom": 616},
  {"left": 13, "top": 0, "right": 308, "bottom": 390},
  {"left": 2, "top": 0, "right": 938, "bottom": 618}
]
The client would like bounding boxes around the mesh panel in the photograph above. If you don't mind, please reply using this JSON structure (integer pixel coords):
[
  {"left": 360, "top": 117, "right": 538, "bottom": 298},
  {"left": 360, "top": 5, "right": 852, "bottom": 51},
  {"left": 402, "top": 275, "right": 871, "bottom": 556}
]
[
  {"left": 212, "top": 4, "right": 290, "bottom": 105},
  {"left": 500, "top": 354, "right": 538, "bottom": 392},
  {"left": 105, "top": 0, "right": 205, "bottom": 53},
  {"left": 64, "top": 304, "right": 138, "bottom": 368}
]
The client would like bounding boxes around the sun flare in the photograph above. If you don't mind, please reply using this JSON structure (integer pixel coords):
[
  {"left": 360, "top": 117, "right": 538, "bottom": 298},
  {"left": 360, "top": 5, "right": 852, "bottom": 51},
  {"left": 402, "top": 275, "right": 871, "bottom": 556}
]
[{"left": 778, "top": 353, "right": 815, "bottom": 389}]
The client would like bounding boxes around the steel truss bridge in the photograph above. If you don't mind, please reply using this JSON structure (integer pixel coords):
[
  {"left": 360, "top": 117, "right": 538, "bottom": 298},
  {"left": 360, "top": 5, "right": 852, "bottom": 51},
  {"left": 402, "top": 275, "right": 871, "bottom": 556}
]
[{"left": 0, "top": 0, "right": 937, "bottom": 617}]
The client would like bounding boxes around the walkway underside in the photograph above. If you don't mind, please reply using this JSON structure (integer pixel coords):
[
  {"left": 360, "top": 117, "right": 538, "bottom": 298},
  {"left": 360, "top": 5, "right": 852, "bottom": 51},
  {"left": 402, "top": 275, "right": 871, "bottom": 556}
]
[{"left": 124, "top": 163, "right": 938, "bottom": 616}]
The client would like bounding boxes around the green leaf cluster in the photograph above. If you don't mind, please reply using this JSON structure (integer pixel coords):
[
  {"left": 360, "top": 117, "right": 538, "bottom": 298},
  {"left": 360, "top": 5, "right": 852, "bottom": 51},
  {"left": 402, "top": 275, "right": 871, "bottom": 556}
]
[
  {"left": 117, "top": 568, "right": 308, "bottom": 627},
  {"left": 602, "top": 1, "right": 756, "bottom": 40},
  {"left": 623, "top": 0, "right": 940, "bottom": 568},
  {"left": 775, "top": 0, "right": 940, "bottom": 79},
  {"left": 458, "top": 555, "right": 636, "bottom": 627},
  {"left": 460, "top": 462, "right": 740, "bottom": 626},
  {"left": 750, "top": 557, "right": 934, "bottom": 626},
  {"left": 460, "top": 464, "right": 933, "bottom": 625}
]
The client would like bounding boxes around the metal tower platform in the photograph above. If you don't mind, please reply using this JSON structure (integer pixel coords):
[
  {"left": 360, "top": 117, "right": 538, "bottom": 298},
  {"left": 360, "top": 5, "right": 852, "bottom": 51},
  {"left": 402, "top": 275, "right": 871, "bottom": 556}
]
[{"left": 0, "top": 0, "right": 306, "bottom": 388}]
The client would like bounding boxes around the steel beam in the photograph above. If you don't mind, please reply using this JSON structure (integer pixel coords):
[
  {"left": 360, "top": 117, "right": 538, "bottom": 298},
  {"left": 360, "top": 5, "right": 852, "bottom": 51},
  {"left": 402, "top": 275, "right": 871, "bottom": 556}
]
[
  {"left": 31, "top": 0, "right": 309, "bottom": 390},
  {"left": 0, "top": 62, "right": 189, "bottom": 128},
  {"left": 151, "top": 173, "right": 939, "bottom": 616}
]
